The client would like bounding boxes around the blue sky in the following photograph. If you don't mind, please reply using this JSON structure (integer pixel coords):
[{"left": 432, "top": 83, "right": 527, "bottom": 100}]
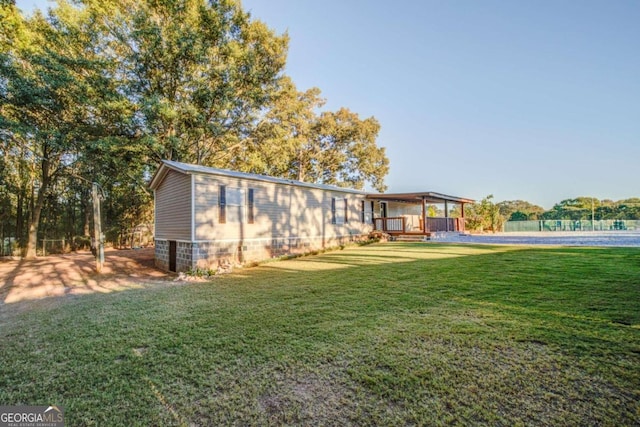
[{"left": 15, "top": 0, "right": 640, "bottom": 208}]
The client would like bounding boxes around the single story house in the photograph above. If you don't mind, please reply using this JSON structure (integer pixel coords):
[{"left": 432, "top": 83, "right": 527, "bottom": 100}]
[{"left": 149, "top": 160, "right": 474, "bottom": 272}]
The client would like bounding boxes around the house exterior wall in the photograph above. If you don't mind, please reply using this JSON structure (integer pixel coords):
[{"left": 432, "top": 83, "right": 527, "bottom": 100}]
[
  {"left": 190, "top": 174, "right": 374, "bottom": 269},
  {"left": 154, "top": 170, "right": 192, "bottom": 240},
  {"left": 153, "top": 168, "right": 375, "bottom": 272}
]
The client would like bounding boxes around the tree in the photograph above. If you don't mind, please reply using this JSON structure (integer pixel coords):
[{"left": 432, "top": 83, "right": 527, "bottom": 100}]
[
  {"left": 0, "top": 1, "right": 133, "bottom": 257},
  {"left": 497, "top": 200, "right": 545, "bottom": 221},
  {"left": 464, "top": 195, "right": 504, "bottom": 232},
  {"left": 1, "top": 9, "right": 79, "bottom": 257},
  {"left": 242, "top": 76, "right": 324, "bottom": 178},
  {"left": 80, "top": 0, "right": 289, "bottom": 165},
  {"left": 247, "top": 78, "right": 389, "bottom": 191},
  {"left": 541, "top": 197, "right": 599, "bottom": 221},
  {"left": 311, "top": 108, "right": 388, "bottom": 191},
  {"left": 1, "top": 0, "right": 391, "bottom": 256}
]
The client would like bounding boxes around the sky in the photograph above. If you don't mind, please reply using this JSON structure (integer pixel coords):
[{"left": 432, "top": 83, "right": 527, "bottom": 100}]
[{"left": 14, "top": 0, "right": 640, "bottom": 208}]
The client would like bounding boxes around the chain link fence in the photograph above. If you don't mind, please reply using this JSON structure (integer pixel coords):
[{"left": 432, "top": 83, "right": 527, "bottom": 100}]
[{"left": 504, "top": 219, "right": 640, "bottom": 232}]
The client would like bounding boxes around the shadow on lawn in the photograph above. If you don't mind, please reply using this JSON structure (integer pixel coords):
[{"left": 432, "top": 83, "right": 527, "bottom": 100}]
[
  {"left": 247, "top": 243, "right": 640, "bottom": 329},
  {"left": 0, "top": 248, "right": 172, "bottom": 319},
  {"left": 1, "top": 243, "right": 638, "bottom": 425}
]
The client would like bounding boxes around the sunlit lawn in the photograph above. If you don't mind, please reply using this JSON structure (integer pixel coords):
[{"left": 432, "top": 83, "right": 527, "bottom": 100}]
[{"left": 1, "top": 243, "right": 639, "bottom": 426}]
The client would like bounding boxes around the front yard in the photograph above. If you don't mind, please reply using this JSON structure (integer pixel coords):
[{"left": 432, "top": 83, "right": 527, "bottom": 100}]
[{"left": 1, "top": 243, "right": 638, "bottom": 425}]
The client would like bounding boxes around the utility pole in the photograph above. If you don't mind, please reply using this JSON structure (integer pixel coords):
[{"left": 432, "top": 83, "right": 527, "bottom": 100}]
[
  {"left": 92, "top": 183, "right": 104, "bottom": 273},
  {"left": 591, "top": 198, "right": 595, "bottom": 232}
]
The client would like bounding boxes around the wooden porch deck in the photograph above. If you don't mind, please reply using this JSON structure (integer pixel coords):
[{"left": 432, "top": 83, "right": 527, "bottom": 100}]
[{"left": 374, "top": 217, "right": 465, "bottom": 235}]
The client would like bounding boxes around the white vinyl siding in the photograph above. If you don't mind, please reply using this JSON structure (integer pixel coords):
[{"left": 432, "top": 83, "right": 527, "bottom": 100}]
[
  {"left": 154, "top": 170, "right": 192, "bottom": 240},
  {"left": 193, "top": 174, "right": 372, "bottom": 242}
]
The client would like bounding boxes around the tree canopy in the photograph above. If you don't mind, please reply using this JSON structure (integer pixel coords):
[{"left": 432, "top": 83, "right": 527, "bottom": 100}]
[{"left": 1, "top": 0, "right": 389, "bottom": 256}]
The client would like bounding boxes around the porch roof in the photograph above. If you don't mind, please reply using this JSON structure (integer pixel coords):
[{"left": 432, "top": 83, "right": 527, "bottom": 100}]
[{"left": 366, "top": 192, "right": 474, "bottom": 204}]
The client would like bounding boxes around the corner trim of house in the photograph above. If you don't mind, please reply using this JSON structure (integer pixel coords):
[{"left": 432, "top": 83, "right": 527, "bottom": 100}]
[{"left": 190, "top": 174, "right": 195, "bottom": 242}]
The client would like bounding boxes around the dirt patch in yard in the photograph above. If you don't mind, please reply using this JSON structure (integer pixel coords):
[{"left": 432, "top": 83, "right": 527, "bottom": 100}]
[{"left": 0, "top": 247, "right": 173, "bottom": 316}]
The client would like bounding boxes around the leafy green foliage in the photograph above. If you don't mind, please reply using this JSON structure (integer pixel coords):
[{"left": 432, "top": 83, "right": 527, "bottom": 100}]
[
  {"left": 463, "top": 195, "right": 504, "bottom": 232},
  {"left": 0, "top": 0, "right": 390, "bottom": 253},
  {"left": 497, "top": 199, "right": 545, "bottom": 220},
  {"left": 246, "top": 77, "right": 389, "bottom": 191},
  {"left": 542, "top": 197, "right": 640, "bottom": 220}
]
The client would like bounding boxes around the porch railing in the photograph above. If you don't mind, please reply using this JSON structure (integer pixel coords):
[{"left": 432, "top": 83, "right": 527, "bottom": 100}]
[
  {"left": 373, "top": 216, "right": 466, "bottom": 233},
  {"left": 374, "top": 217, "right": 406, "bottom": 232},
  {"left": 424, "top": 217, "right": 465, "bottom": 232}
]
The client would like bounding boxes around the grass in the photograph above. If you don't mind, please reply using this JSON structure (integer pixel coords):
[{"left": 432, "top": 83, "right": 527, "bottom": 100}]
[{"left": 1, "top": 243, "right": 639, "bottom": 426}]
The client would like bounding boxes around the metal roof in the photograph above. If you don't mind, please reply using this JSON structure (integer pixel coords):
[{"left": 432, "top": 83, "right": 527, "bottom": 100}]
[
  {"left": 149, "top": 160, "right": 366, "bottom": 194},
  {"left": 366, "top": 192, "right": 475, "bottom": 204},
  {"left": 149, "top": 160, "right": 475, "bottom": 204}
]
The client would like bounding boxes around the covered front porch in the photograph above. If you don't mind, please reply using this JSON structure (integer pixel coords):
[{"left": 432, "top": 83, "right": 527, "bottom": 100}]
[{"left": 366, "top": 192, "right": 474, "bottom": 237}]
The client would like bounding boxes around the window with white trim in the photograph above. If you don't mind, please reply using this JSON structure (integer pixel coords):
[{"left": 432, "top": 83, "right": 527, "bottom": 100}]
[
  {"left": 220, "top": 186, "right": 245, "bottom": 223},
  {"left": 361, "top": 200, "right": 372, "bottom": 223},
  {"left": 332, "top": 197, "right": 346, "bottom": 224}
]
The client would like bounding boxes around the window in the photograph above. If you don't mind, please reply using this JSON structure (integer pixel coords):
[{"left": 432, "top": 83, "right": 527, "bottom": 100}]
[
  {"left": 331, "top": 198, "right": 336, "bottom": 224},
  {"left": 219, "top": 185, "right": 226, "bottom": 224},
  {"left": 248, "top": 188, "right": 255, "bottom": 224},
  {"left": 332, "top": 197, "right": 346, "bottom": 224},
  {"left": 219, "top": 186, "right": 245, "bottom": 223},
  {"left": 361, "top": 200, "right": 373, "bottom": 223},
  {"left": 344, "top": 198, "right": 348, "bottom": 224},
  {"left": 360, "top": 200, "right": 371, "bottom": 224},
  {"left": 370, "top": 201, "right": 375, "bottom": 223}
]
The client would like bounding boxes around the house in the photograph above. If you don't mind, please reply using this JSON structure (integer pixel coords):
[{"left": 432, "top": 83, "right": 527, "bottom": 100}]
[{"left": 149, "top": 160, "right": 473, "bottom": 272}]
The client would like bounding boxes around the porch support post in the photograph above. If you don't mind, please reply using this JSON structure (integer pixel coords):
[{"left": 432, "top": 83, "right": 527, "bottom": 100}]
[
  {"left": 421, "top": 197, "right": 427, "bottom": 232},
  {"left": 460, "top": 203, "right": 466, "bottom": 232},
  {"left": 444, "top": 200, "right": 449, "bottom": 232}
]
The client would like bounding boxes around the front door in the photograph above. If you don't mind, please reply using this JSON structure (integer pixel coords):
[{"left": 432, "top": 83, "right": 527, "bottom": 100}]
[
  {"left": 169, "top": 240, "right": 177, "bottom": 272},
  {"left": 380, "top": 202, "right": 388, "bottom": 218}
]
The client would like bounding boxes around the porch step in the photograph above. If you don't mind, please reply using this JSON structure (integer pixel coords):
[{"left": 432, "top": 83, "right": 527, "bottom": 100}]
[
  {"left": 391, "top": 232, "right": 467, "bottom": 242},
  {"left": 392, "top": 234, "right": 432, "bottom": 242}
]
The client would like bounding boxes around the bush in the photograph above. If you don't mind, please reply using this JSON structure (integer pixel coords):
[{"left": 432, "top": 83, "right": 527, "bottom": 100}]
[{"left": 367, "top": 230, "right": 390, "bottom": 242}]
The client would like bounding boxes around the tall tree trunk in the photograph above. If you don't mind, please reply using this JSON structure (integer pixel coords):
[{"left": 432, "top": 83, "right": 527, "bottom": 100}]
[
  {"left": 24, "top": 185, "right": 46, "bottom": 259},
  {"left": 297, "top": 151, "right": 305, "bottom": 182},
  {"left": 1, "top": 217, "right": 4, "bottom": 257},
  {"left": 24, "top": 158, "right": 51, "bottom": 259},
  {"left": 15, "top": 191, "right": 23, "bottom": 249},
  {"left": 83, "top": 191, "right": 91, "bottom": 237}
]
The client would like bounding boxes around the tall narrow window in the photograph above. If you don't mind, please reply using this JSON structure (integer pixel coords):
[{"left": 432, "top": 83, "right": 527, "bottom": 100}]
[
  {"left": 219, "top": 185, "right": 226, "bottom": 224},
  {"left": 248, "top": 188, "right": 255, "bottom": 224},
  {"left": 344, "top": 198, "right": 348, "bottom": 223},
  {"left": 332, "top": 197, "right": 346, "bottom": 224},
  {"left": 331, "top": 198, "right": 336, "bottom": 224},
  {"left": 361, "top": 200, "right": 366, "bottom": 223},
  {"left": 225, "top": 187, "right": 245, "bottom": 223}
]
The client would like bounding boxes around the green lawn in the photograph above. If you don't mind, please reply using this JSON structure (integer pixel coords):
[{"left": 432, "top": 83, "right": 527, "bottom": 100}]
[{"left": 1, "top": 243, "right": 639, "bottom": 426}]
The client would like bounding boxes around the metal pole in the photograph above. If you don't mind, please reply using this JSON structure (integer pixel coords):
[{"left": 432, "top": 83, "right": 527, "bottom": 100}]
[
  {"left": 592, "top": 198, "right": 595, "bottom": 232},
  {"left": 92, "top": 183, "right": 104, "bottom": 273}
]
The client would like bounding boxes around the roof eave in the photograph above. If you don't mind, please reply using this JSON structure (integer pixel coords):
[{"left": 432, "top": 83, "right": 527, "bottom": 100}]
[
  {"left": 148, "top": 160, "right": 186, "bottom": 190},
  {"left": 366, "top": 192, "right": 475, "bottom": 204}
]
